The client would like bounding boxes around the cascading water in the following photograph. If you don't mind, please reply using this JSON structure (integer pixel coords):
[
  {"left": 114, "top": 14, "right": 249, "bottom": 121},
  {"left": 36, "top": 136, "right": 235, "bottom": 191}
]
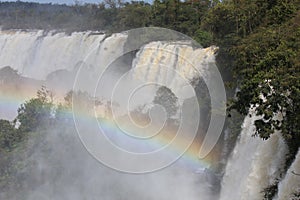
[
  {"left": 220, "top": 111, "right": 288, "bottom": 200},
  {"left": 130, "top": 41, "right": 217, "bottom": 105},
  {"left": 0, "top": 30, "right": 217, "bottom": 118},
  {"left": 0, "top": 29, "right": 219, "bottom": 200},
  {"left": 0, "top": 30, "right": 126, "bottom": 80},
  {"left": 275, "top": 149, "right": 300, "bottom": 200},
  {"left": 0, "top": 30, "right": 127, "bottom": 119},
  {"left": 132, "top": 41, "right": 217, "bottom": 87}
]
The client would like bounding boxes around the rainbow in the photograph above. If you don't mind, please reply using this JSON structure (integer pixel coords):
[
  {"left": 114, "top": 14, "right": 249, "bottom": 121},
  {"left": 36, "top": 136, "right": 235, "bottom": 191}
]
[
  {"left": 0, "top": 87, "right": 220, "bottom": 172},
  {"left": 96, "top": 116, "right": 214, "bottom": 169}
]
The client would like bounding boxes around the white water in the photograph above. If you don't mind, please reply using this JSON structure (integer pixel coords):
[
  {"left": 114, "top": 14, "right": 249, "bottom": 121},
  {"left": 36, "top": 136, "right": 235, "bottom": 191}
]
[
  {"left": 106, "top": 41, "right": 218, "bottom": 116},
  {"left": 0, "top": 30, "right": 218, "bottom": 118},
  {"left": 132, "top": 41, "right": 217, "bottom": 86},
  {"left": 220, "top": 112, "right": 288, "bottom": 200},
  {"left": 0, "top": 30, "right": 127, "bottom": 119},
  {"left": 130, "top": 41, "right": 217, "bottom": 103},
  {"left": 0, "top": 30, "right": 126, "bottom": 80},
  {"left": 0, "top": 30, "right": 217, "bottom": 200},
  {"left": 275, "top": 148, "right": 300, "bottom": 200}
]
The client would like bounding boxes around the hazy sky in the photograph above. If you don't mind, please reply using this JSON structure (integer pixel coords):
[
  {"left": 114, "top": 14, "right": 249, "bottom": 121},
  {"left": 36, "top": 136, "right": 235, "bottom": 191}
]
[{"left": 1, "top": 0, "right": 104, "bottom": 5}]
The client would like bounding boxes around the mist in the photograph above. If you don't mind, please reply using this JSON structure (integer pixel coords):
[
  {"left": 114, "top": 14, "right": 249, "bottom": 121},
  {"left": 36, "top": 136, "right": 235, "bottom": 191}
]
[
  {"left": 0, "top": 28, "right": 222, "bottom": 200},
  {"left": 0, "top": 118, "right": 214, "bottom": 200}
]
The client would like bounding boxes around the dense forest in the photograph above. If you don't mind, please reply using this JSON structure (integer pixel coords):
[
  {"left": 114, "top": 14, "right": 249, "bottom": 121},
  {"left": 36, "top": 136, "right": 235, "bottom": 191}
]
[
  {"left": 0, "top": 0, "right": 300, "bottom": 199},
  {"left": 0, "top": 0, "right": 217, "bottom": 45}
]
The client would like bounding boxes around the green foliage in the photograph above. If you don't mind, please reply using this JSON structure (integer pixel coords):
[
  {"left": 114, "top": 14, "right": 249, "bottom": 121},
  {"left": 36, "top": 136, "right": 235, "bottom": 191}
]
[
  {"left": 115, "top": 1, "right": 151, "bottom": 31},
  {"left": 200, "top": 3, "right": 300, "bottom": 189},
  {"left": 231, "top": 16, "right": 300, "bottom": 141},
  {"left": 58, "top": 90, "right": 103, "bottom": 118},
  {"left": 0, "top": 86, "right": 55, "bottom": 190},
  {"left": 193, "top": 29, "right": 213, "bottom": 47},
  {"left": 0, "top": 0, "right": 215, "bottom": 38},
  {"left": 0, "top": 120, "right": 19, "bottom": 150},
  {"left": 153, "top": 86, "right": 178, "bottom": 118},
  {"left": 15, "top": 86, "right": 54, "bottom": 132},
  {"left": 0, "top": 88, "right": 72, "bottom": 191},
  {"left": 203, "top": 0, "right": 300, "bottom": 145},
  {"left": 201, "top": 2, "right": 237, "bottom": 41}
]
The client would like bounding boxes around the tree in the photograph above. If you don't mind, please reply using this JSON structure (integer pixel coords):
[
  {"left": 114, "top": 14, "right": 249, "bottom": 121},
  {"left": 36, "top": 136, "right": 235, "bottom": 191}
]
[
  {"left": 15, "top": 86, "right": 54, "bottom": 132},
  {"left": 202, "top": 0, "right": 300, "bottom": 142},
  {"left": 115, "top": 1, "right": 151, "bottom": 30},
  {"left": 230, "top": 11, "right": 300, "bottom": 141},
  {"left": 153, "top": 86, "right": 178, "bottom": 118},
  {"left": 0, "top": 120, "right": 18, "bottom": 150},
  {"left": 193, "top": 29, "right": 213, "bottom": 47}
]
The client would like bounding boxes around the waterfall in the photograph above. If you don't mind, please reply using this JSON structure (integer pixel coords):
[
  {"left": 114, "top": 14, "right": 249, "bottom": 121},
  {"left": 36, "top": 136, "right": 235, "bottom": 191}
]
[
  {"left": 220, "top": 112, "right": 288, "bottom": 200},
  {"left": 131, "top": 41, "right": 217, "bottom": 96},
  {"left": 0, "top": 29, "right": 221, "bottom": 200},
  {"left": 275, "top": 149, "right": 300, "bottom": 200},
  {"left": 0, "top": 30, "right": 127, "bottom": 119},
  {"left": 132, "top": 41, "right": 217, "bottom": 84},
  {"left": 107, "top": 41, "right": 219, "bottom": 115},
  {"left": 0, "top": 30, "right": 127, "bottom": 80},
  {"left": 0, "top": 30, "right": 220, "bottom": 120}
]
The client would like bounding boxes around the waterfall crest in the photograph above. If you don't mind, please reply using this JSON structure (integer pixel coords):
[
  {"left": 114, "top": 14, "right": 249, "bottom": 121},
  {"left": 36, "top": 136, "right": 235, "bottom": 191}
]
[
  {"left": 0, "top": 30, "right": 127, "bottom": 80},
  {"left": 0, "top": 30, "right": 219, "bottom": 120},
  {"left": 132, "top": 41, "right": 217, "bottom": 82},
  {"left": 0, "top": 30, "right": 127, "bottom": 119}
]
